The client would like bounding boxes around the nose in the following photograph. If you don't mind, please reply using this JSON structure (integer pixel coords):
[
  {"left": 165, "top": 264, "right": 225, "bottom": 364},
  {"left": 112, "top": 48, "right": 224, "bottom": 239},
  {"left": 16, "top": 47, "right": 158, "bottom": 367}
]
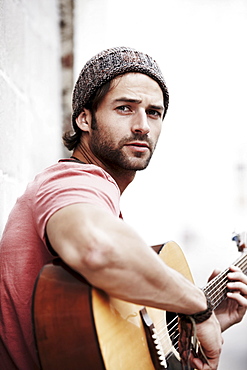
[{"left": 131, "top": 110, "right": 150, "bottom": 135}]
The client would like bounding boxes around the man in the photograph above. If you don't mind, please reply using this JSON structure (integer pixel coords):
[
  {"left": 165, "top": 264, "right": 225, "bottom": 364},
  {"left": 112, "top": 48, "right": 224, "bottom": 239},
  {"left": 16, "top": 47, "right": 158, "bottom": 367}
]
[{"left": 0, "top": 46, "right": 247, "bottom": 370}]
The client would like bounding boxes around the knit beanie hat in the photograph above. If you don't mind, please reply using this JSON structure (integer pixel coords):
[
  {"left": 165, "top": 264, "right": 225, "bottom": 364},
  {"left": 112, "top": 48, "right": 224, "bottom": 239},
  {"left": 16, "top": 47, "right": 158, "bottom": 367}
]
[{"left": 72, "top": 46, "right": 169, "bottom": 129}]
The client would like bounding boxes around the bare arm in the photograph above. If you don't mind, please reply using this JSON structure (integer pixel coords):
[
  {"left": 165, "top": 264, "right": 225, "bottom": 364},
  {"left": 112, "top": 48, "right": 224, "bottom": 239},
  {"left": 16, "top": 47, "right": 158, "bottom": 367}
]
[
  {"left": 46, "top": 203, "right": 222, "bottom": 369},
  {"left": 46, "top": 203, "right": 205, "bottom": 313}
]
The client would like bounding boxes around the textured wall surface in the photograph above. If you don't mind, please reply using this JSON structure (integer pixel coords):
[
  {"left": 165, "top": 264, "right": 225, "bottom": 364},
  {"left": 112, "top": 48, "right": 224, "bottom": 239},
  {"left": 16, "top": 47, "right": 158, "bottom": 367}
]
[{"left": 0, "top": 0, "right": 64, "bottom": 235}]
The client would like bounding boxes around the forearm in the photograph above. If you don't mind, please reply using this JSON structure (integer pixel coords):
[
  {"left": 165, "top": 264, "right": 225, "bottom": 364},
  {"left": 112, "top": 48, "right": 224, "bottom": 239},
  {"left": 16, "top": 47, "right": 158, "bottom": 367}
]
[
  {"left": 85, "top": 248, "right": 207, "bottom": 314},
  {"left": 47, "top": 203, "right": 207, "bottom": 315}
]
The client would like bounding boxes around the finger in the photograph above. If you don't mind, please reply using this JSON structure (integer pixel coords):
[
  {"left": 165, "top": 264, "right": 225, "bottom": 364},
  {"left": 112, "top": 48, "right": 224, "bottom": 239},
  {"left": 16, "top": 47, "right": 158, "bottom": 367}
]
[
  {"left": 229, "top": 265, "right": 241, "bottom": 272},
  {"left": 227, "top": 265, "right": 247, "bottom": 278},
  {"left": 227, "top": 271, "right": 247, "bottom": 291},
  {"left": 227, "top": 279, "right": 247, "bottom": 298},
  {"left": 191, "top": 356, "right": 218, "bottom": 370},
  {"left": 227, "top": 291, "right": 247, "bottom": 306},
  {"left": 191, "top": 357, "right": 204, "bottom": 369},
  {"left": 227, "top": 279, "right": 247, "bottom": 288}
]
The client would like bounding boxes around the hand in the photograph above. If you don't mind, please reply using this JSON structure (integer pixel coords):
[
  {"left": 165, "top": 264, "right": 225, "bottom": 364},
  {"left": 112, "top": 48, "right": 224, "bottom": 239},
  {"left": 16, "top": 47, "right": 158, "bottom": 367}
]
[
  {"left": 194, "top": 313, "right": 223, "bottom": 370},
  {"left": 209, "top": 266, "right": 247, "bottom": 332},
  {"left": 179, "top": 313, "right": 222, "bottom": 370}
]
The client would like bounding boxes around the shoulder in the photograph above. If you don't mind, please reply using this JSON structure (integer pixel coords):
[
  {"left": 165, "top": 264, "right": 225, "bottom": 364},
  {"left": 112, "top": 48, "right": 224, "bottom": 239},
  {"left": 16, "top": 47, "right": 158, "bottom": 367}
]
[
  {"left": 38, "top": 161, "right": 119, "bottom": 189},
  {"left": 31, "top": 161, "right": 121, "bottom": 218}
]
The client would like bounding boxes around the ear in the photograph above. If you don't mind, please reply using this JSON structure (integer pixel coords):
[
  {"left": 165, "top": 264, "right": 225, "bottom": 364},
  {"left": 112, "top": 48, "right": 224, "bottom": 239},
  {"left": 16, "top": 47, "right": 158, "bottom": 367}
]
[{"left": 75, "top": 109, "right": 92, "bottom": 132}]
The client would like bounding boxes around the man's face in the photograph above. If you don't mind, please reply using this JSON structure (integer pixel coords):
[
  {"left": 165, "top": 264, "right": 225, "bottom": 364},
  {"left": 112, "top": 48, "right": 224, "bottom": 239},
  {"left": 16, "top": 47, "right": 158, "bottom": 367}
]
[{"left": 88, "top": 73, "right": 164, "bottom": 171}]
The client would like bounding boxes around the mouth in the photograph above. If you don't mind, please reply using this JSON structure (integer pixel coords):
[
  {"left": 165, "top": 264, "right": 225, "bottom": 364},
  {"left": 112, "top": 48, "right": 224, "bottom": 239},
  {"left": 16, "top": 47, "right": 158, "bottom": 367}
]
[{"left": 124, "top": 141, "right": 150, "bottom": 153}]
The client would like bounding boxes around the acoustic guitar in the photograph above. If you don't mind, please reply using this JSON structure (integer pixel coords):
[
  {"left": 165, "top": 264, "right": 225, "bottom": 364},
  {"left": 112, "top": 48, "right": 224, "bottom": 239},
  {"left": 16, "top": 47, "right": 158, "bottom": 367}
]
[{"left": 33, "top": 240, "right": 247, "bottom": 370}]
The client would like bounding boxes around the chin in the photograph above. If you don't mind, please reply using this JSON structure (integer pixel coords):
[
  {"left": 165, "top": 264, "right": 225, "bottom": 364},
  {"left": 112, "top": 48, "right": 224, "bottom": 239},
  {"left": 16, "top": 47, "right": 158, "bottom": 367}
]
[{"left": 125, "top": 160, "right": 151, "bottom": 171}]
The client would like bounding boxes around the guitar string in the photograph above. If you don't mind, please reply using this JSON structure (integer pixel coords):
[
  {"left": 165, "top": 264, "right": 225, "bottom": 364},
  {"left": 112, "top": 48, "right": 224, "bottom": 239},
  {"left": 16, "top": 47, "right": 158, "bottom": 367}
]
[
  {"left": 152, "top": 253, "right": 247, "bottom": 359},
  {"left": 156, "top": 318, "right": 178, "bottom": 344},
  {"left": 155, "top": 315, "right": 182, "bottom": 356},
  {"left": 204, "top": 254, "right": 247, "bottom": 308},
  {"left": 206, "top": 259, "right": 247, "bottom": 299},
  {"left": 204, "top": 254, "right": 247, "bottom": 306},
  {"left": 153, "top": 315, "right": 179, "bottom": 356},
  {"left": 154, "top": 269, "right": 235, "bottom": 355},
  {"left": 174, "top": 254, "right": 247, "bottom": 353}
]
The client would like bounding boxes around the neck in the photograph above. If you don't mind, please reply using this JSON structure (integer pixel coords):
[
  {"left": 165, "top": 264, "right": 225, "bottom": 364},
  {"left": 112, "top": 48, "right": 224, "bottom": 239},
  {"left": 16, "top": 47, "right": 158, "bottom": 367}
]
[
  {"left": 107, "top": 167, "right": 136, "bottom": 194},
  {"left": 72, "top": 146, "right": 136, "bottom": 194}
]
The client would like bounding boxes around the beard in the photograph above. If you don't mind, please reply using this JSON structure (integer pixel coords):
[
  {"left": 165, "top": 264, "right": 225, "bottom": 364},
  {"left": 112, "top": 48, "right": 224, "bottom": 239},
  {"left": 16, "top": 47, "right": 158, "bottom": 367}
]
[{"left": 89, "top": 113, "right": 156, "bottom": 171}]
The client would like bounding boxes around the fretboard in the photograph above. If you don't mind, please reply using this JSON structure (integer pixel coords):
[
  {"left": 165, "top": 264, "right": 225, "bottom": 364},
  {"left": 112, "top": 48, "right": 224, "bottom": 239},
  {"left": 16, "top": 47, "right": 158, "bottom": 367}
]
[{"left": 202, "top": 252, "right": 247, "bottom": 309}]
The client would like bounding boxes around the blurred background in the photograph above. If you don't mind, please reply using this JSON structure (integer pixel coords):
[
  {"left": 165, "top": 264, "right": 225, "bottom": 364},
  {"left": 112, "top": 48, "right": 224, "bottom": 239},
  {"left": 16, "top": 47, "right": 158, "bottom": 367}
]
[{"left": 1, "top": 0, "right": 247, "bottom": 368}]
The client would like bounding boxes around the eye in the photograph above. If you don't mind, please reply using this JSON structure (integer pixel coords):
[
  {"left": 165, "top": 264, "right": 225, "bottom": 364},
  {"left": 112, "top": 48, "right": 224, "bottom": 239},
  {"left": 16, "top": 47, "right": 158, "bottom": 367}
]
[
  {"left": 146, "top": 109, "right": 162, "bottom": 118},
  {"left": 116, "top": 105, "right": 131, "bottom": 113}
]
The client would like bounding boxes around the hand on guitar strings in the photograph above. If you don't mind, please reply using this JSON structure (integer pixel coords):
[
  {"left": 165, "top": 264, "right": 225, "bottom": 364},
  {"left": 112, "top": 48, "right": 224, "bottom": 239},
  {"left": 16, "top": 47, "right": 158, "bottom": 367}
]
[
  {"left": 208, "top": 266, "right": 247, "bottom": 332},
  {"left": 178, "top": 312, "right": 222, "bottom": 370}
]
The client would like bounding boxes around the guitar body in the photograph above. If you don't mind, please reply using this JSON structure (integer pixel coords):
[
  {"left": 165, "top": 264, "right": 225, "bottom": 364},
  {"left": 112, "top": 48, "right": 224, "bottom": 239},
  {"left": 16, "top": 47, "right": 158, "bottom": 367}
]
[{"left": 33, "top": 241, "right": 194, "bottom": 370}]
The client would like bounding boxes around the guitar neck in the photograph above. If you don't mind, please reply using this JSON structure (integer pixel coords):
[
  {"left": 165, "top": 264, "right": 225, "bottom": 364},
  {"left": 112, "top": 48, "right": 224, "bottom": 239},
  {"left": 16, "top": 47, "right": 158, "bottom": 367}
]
[{"left": 202, "top": 252, "right": 247, "bottom": 309}]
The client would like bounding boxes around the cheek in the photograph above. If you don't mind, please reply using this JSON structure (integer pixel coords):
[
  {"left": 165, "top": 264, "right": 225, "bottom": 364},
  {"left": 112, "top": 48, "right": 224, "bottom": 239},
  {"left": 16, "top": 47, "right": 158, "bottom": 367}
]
[
  {"left": 150, "top": 126, "right": 162, "bottom": 151},
  {"left": 97, "top": 124, "right": 123, "bottom": 146},
  {"left": 151, "top": 123, "right": 162, "bottom": 140},
  {"left": 105, "top": 121, "right": 128, "bottom": 141}
]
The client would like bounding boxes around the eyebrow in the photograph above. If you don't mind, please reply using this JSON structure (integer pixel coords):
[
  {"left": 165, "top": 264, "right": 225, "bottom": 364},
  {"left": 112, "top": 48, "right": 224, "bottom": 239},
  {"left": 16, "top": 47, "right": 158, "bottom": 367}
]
[
  {"left": 114, "top": 97, "right": 142, "bottom": 104},
  {"left": 114, "top": 98, "right": 164, "bottom": 112}
]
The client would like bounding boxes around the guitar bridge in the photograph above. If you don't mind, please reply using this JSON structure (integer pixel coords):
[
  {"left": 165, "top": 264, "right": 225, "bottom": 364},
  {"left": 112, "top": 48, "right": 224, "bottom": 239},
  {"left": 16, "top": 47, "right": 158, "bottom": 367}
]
[{"left": 140, "top": 307, "right": 168, "bottom": 369}]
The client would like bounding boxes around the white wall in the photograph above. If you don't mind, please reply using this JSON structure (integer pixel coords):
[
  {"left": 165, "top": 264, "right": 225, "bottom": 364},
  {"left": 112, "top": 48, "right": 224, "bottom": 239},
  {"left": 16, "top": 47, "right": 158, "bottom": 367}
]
[
  {"left": 0, "top": 0, "right": 63, "bottom": 235},
  {"left": 74, "top": 1, "right": 247, "bottom": 369}
]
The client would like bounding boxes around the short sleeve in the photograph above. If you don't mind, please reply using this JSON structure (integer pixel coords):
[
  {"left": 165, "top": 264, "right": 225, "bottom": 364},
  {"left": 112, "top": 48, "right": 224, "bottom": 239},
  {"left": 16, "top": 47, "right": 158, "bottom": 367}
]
[{"left": 32, "top": 163, "right": 121, "bottom": 240}]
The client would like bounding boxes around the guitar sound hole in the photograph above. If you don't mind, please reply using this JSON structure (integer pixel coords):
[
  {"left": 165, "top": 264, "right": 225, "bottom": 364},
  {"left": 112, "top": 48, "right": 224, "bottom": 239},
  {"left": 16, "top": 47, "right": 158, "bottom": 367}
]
[
  {"left": 166, "top": 312, "right": 194, "bottom": 370},
  {"left": 166, "top": 311, "right": 179, "bottom": 347}
]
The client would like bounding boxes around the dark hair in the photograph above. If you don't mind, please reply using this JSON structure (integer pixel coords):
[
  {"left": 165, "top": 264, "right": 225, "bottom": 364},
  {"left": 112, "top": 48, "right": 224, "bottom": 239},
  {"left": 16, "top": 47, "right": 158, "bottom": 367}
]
[{"left": 63, "top": 80, "right": 112, "bottom": 151}]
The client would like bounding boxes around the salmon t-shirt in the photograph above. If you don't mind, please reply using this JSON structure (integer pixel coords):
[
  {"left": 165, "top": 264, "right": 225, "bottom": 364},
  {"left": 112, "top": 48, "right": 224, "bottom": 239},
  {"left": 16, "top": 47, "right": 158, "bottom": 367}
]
[{"left": 0, "top": 160, "right": 121, "bottom": 369}]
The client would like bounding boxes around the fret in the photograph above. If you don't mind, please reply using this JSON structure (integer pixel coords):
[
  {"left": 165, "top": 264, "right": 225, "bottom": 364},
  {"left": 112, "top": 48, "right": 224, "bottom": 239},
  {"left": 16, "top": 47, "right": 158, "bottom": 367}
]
[{"left": 203, "top": 253, "right": 247, "bottom": 309}]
